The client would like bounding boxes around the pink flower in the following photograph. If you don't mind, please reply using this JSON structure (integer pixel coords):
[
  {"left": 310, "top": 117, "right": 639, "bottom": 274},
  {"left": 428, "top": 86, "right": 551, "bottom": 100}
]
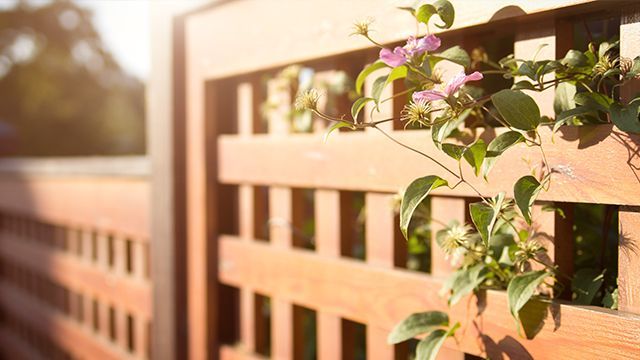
[
  {"left": 379, "top": 35, "right": 441, "bottom": 67},
  {"left": 412, "top": 71, "right": 483, "bottom": 102}
]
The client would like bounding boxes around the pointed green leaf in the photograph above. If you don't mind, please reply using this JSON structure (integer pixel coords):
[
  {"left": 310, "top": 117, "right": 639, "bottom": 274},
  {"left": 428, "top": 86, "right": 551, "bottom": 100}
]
[
  {"left": 469, "top": 192, "right": 504, "bottom": 245},
  {"left": 553, "top": 82, "right": 576, "bottom": 114},
  {"left": 415, "top": 323, "right": 460, "bottom": 360},
  {"left": 401, "top": 176, "right": 449, "bottom": 239},
  {"left": 430, "top": 45, "right": 470, "bottom": 69},
  {"left": 610, "top": 100, "right": 640, "bottom": 134},
  {"left": 507, "top": 270, "right": 549, "bottom": 323},
  {"left": 356, "top": 61, "right": 387, "bottom": 95},
  {"left": 512, "top": 80, "right": 536, "bottom": 91},
  {"left": 448, "top": 263, "right": 488, "bottom": 305},
  {"left": 514, "top": 175, "right": 541, "bottom": 225},
  {"left": 387, "top": 311, "right": 449, "bottom": 344},
  {"left": 574, "top": 92, "right": 613, "bottom": 112},
  {"left": 463, "top": 139, "right": 486, "bottom": 177},
  {"left": 482, "top": 131, "right": 524, "bottom": 178},
  {"left": 561, "top": 49, "right": 588, "bottom": 67},
  {"left": 322, "top": 122, "right": 354, "bottom": 143},
  {"left": 415, "top": 3, "right": 437, "bottom": 25},
  {"left": 441, "top": 143, "right": 466, "bottom": 161},
  {"left": 371, "top": 66, "right": 408, "bottom": 105},
  {"left": 572, "top": 268, "right": 604, "bottom": 305},
  {"left": 351, "top": 97, "right": 374, "bottom": 121},
  {"left": 491, "top": 89, "right": 541, "bottom": 131},
  {"left": 433, "top": 0, "right": 454, "bottom": 29}
]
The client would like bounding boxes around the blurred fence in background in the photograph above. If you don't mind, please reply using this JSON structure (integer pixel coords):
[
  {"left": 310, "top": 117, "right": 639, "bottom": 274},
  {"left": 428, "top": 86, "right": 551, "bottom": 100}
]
[{"left": 0, "top": 157, "right": 152, "bottom": 359}]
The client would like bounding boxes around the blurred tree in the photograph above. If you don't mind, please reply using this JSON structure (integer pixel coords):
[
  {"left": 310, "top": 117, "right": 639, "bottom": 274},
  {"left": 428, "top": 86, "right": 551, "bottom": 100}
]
[{"left": 0, "top": 0, "right": 145, "bottom": 156}]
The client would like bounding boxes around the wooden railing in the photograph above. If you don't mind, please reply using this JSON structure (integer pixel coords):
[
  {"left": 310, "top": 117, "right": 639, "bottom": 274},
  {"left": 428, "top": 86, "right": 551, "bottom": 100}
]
[
  {"left": 0, "top": 157, "right": 151, "bottom": 360},
  {"left": 170, "top": 0, "right": 640, "bottom": 359}
]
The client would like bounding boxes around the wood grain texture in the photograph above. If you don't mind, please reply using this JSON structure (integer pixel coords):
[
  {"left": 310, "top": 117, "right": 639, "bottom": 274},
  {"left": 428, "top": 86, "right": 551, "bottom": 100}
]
[
  {"left": 219, "top": 236, "right": 640, "bottom": 360},
  {"left": 0, "top": 282, "right": 130, "bottom": 360},
  {"left": 219, "top": 125, "right": 640, "bottom": 205},
  {"left": 184, "top": 0, "right": 599, "bottom": 80},
  {"left": 0, "top": 176, "right": 149, "bottom": 239},
  {"left": 314, "top": 189, "right": 343, "bottom": 360},
  {"left": 0, "top": 233, "right": 151, "bottom": 318},
  {"left": 619, "top": 207, "right": 640, "bottom": 314}
]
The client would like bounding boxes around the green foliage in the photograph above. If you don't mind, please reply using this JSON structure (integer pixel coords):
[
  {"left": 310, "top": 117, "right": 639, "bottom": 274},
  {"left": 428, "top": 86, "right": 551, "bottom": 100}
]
[
  {"left": 400, "top": 176, "right": 448, "bottom": 240},
  {"left": 609, "top": 100, "right": 640, "bottom": 133},
  {"left": 507, "top": 270, "right": 550, "bottom": 325},
  {"left": 415, "top": 0, "right": 454, "bottom": 29},
  {"left": 387, "top": 311, "right": 449, "bottom": 344},
  {"left": 355, "top": 61, "right": 386, "bottom": 95},
  {"left": 469, "top": 192, "right": 505, "bottom": 245},
  {"left": 462, "top": 139, "right": 486, "bottom": 177},
  {"left": 430, "top": 46, "right": 470, "bottom": 68},
  {"left": 572, "top": 268, "right": 605, "bottom": 305},
  {"left": 446, "top": 263, "right": 488, "bottom": 305},
  {"left": 482, "top": 131, "right": 525, "bottom": 178},
  {"left": 513, "top": 176, "right": 542, "bottom": 225},
  {"left": 491, "top": 90, "right": 541, "bottom": 130},
  {"left": 415, "top": 323, "right": 459, "bottom": 360}
]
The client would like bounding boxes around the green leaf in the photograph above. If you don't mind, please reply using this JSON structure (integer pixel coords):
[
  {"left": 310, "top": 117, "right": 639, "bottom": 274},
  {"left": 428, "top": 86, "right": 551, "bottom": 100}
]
[
  {"left": 491, "top": 89, "right": 541, "bottom": 130},
  {"left": 400, "top": 176, "right": 449, "bottom": 240},
  {"left": 463, "top": 139, "right": 486, "bottom": 177},
  {"left": 351, "top": 97, "right": 374, "bottom": 121},
  {"left": 625, "top": 56, "right": 640, "bottom": 79},
  {"left": 433, "top": 0, "right": 455, "bottom": 29},
  {"left": 372, "top": 66, "right": 408, "bottom": 105},
  {"left": 441, "top": 143, "right": 466, "bottom": 161},
  {"left": 431, "top": 109, "right": 470, "bottom": 148},
  {"left": 469, "top": 192, "right": 504, "bottom": 245},
  {"left": 561, "top": 49, "right": 588, "bottom": 67},
  {"left": 356, "top": 61, "right": 387, "bottom": 95},
  {"left": 448, "top": 263, "right": 488, "bottom": 305},
  {"left": 574, "top": 92, "right": 613, "bottom": 112},
  {"left": 610, "top": 100, "right": 640, "bottom": 133},
  {"left": 553, "top": 82, "right": 576, "bottom": 114},
  {"left": 322, "top": 122, "right": 354, "bottom": 143},
  {"left": 482, "top": 131, "right": 524, "bottom": 178},
  {"left": 431, "top": 46, "right": 470, "bottom": 69},
  {"left": 415, "top": 323, "right": 460, "bottom": 360},
  {"left": 387, "top": 311, "right": 449, "bottom": 344},
  {"left": 572, "top": 268, "right": 604, "bottom": 305},
  {"left": 603, "top": 288, "right": 619, "bottom": 310},
  {"left": 507, "top": 270, "right": 549, "bottom": 323},
  {"left": 513, "top": 176, "right": 541, "bottom": 225},
  {"left": 512, "top": 80, "right": 536, "bottom": 91},
  {"left": 415, "top": 4, "right": 437, "bottom": 25},
  {"left": 553, "top": 106, "right": 595, "bottom": 133}
]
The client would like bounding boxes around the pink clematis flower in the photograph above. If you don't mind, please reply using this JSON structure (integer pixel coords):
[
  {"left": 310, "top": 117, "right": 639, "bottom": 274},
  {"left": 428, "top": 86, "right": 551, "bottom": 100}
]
[
  {"left": 412, "top": 71, "right": 483, "bottom": 102},
  {"left": 379, "top": 35, "right": 441, "bottom": 67}
]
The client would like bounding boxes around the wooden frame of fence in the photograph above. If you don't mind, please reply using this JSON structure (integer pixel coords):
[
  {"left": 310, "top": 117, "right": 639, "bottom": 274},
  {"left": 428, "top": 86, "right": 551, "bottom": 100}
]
[
  {"left": 156, "top": 0, "right": 640, "bottom": 359},
  {"left": 0, "top": 157, "right": 152, "bottom": 360}
]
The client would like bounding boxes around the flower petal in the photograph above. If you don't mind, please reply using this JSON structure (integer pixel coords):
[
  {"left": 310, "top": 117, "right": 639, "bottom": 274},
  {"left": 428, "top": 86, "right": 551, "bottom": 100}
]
[
  {"left": 379, "top": 47, "right": 408, "bottom": 67},
  {"left": 412, "top": 89, "right": 447, "bottom": 102},
  {"left": 444, "top": 71, "right": 483, "bottom": 95},
  {"left": 417, "top": 34, "right": 441, "bottom": 52}
]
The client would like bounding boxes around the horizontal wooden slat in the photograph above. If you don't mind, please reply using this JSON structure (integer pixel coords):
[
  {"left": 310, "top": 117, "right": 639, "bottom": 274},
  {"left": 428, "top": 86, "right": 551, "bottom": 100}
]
[
  {"left": 218, "top": 236, "right": 640, "bottom": 359},
  {"left": 219, "top": 125, "right": 640, "bottom": 205},
  {"left": 0, "top": 176, "right": 149, "bottom": 239},
  {"left": 219, "top": 344, "right": 267, "bottom": 360},
  {"left": 185, "top": 0, "right": 601, "bottom": 80},
  {"left": 0, "top": 233, "right": 152, "bottom": 318},
  {"left": 0, "top": 157, "right": 149, "bottom": 177},
  {"left": 0, "top": 326, "right": 43, "bottom": 360},
  {"left": 0, "top": 282, "right": 129, "bottom": 360}
]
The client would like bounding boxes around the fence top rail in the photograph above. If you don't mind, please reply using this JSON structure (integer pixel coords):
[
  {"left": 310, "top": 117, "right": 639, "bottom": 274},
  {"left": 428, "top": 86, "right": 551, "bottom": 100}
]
[
  {"left": 0, "top": 156, "right": 150, "bottom": 178},
  {"left": 185, "top": 0, "right": 609, "bottom": 80}
]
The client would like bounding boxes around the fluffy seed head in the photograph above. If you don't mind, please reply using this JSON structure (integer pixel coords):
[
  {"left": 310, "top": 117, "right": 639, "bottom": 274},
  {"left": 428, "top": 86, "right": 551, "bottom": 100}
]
[
  {"left": 294, "top": 89, "right": 320, "bottom": 111},
  {"left": 400, "top": 100, "right": 432, "bottom": 127}
]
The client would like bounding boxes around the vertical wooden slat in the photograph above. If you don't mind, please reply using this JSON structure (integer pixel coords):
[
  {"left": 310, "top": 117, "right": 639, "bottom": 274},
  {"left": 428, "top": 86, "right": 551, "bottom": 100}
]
[
  {"left": 618, "top": 4, "right": 640, "bottom": 315},
  {"left": 365, "top": 192, "right": 395, "bottom": 360},
  {"left": 430, "top": 197, "right": 465, "bottom": 360},
  {"left": 267, "top": 77, "right": 295, "bottom": 360},
  {"left": 315, "top": 189, "right": 342, "bottom": 360},
  {"left": 238, "top": 81, "right": 257, "bottom": 353},
  {"left": 514, "top": 20, "right": 557, "bottom": 116},
  {"left": 515, "top": 21, "right": 575, "bottom": 299},
  {"left": 618, "top": 207, "right": 640, "bottom": 313},
  {"left": 135, "top": 316, "right": 149, "bottom": 359}
]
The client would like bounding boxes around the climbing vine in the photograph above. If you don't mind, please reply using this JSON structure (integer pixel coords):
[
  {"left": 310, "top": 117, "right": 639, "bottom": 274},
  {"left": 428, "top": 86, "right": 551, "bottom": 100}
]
[{"left": 296, "top": 1, "right": 639, "bottom": 358}]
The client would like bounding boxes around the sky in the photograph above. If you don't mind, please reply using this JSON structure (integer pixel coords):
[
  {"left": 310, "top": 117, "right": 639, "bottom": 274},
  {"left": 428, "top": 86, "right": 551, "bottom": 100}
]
[{"left": 0, "top": 0, "right": 151, "bottom": 80}]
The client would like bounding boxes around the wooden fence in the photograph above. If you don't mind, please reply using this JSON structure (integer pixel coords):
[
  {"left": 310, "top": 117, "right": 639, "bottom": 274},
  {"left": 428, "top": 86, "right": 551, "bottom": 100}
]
[
  {"left": 168, "top": 0, "right": 640, "bottom": 359},
  {"left": 0, "top": 157, "right": 152, "bottom": 360}
]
